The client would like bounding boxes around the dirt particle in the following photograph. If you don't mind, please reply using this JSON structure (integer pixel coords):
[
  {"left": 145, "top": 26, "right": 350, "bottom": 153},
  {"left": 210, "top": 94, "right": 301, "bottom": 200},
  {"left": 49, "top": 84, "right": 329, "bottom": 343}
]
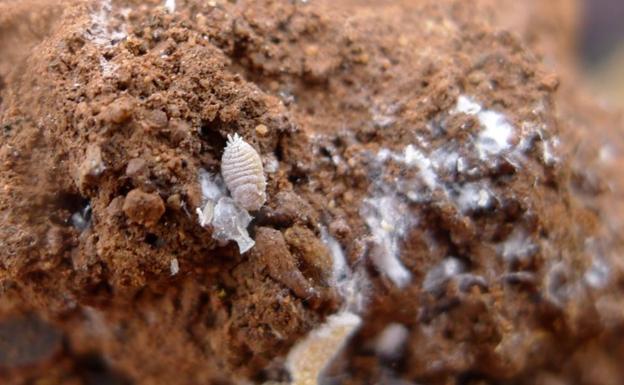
[
  {"left": 259, "top": 191, "right": 317, "bottom": 227},
  {"left": 168, "top": 119, "right": 190, "bottom": 145},
  {"left": 45, "top": 226, "right": 67, "bottom": 256},
  {"left": 126, "top": 158, "right": 148, "bottom": 180},
  {"left": 100, "top": 96, "right": 135, "bottom": 124},
  {"left": 252, "top": 227, "right": 316, "bottom": 300},
  {"left": 255, "top": 124, "right": 269, "bottom": 136},
  {"left": 166, "top": 193, "right": 183, "bottom": 211},
  {"left": 328, "top": 218, "right": 352, "bottom": 241},
  {"left": 143, "top": 109, "right": 169, "bottom": 130},
  {"left": 122, "top": 189, "right": 166, "bottom": 227},
  {"left": 539, "top": 73, "right": 560, "bottom": 91},
  {"left": 305, "top": 44, "right": 319, "bottom": 56},
  {"left": 76, "top": 144, "right": 106, "bottom": 192},
  {"left": 106, "top": 196, "right": 125, "bottom": 220},
  {"left": 284, "top": 225, "right": 333, "bottom": 283},
  {"left": 353, "top": 52, "right": 369, "bottom": 64}
]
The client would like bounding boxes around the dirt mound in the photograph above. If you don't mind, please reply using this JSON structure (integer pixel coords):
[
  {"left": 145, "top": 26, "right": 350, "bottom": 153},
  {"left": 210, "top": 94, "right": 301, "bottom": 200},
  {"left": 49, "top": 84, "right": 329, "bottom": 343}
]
[{"left": 1, "top": 1, "right": 623, "bottom": 384}]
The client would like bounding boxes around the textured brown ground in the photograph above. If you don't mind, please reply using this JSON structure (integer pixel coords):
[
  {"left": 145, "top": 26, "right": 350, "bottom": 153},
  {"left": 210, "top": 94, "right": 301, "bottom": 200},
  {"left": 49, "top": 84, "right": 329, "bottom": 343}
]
[{"left": 1, "top": 0, "right": 623, "bottom": 384}]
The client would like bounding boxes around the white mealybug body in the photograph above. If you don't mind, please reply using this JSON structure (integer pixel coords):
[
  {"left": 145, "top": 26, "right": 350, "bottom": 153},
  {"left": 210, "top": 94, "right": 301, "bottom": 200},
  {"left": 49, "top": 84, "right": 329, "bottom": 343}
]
[{"left": 221, "top": 133, "right": 266, "bottom": 211}]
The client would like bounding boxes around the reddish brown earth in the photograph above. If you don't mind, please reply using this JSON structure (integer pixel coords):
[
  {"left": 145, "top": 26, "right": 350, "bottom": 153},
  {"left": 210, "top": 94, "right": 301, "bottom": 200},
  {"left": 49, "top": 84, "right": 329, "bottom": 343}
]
[{"left": 1, "top": 0, "right": 623, "bottom": 384}]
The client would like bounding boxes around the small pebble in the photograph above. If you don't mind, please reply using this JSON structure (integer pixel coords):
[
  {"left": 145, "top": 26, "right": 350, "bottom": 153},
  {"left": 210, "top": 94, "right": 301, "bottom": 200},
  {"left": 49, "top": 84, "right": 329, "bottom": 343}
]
[
  {"left": 539, "top": 73, "right": 560, "bottom": 92},
  {"left": 166, "top": 193, "right": 182, "bottom": 210},
  {"left": 100, "top": 96, "right": 135, "bottom": 124},
  {"left": 170, "top": 258, "right": 180, "bottom": 276},
  {"left": 122, "top": 188, "right": 165, "bottom": 227},
  {"left": 76, "top": 144, "right": 105, "bottom": 192},
  {"left": 144, "top": 109, "right": 169, "bottom": 130},
  {"left": 126, "top": 158, "right": 147, "bottom": 179},
  {"left": 255, "top": 124, "right": 269, "bottom": 136}
]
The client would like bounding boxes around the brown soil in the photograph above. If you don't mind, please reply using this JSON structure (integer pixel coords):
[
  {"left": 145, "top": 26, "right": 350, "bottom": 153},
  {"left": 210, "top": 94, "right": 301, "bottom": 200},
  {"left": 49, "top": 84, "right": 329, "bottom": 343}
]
[{"left": 1, "top": 0, "right": 623, "bottom": 384}]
